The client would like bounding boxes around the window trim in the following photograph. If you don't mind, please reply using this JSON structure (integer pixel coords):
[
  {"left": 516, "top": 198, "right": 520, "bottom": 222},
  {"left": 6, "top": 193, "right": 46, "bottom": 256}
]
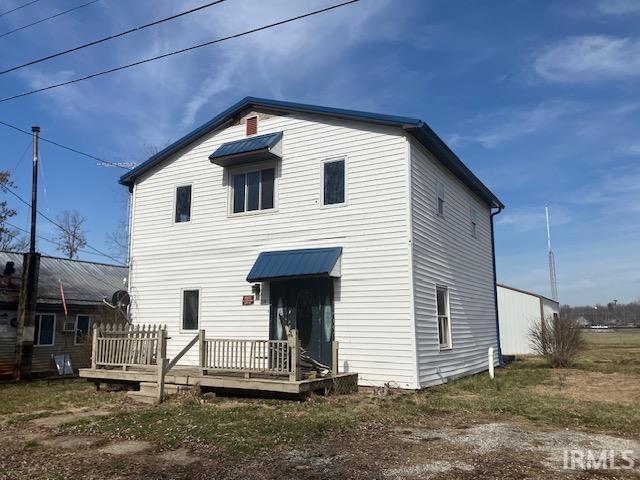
[
  {"left": 34, "top": 313, "right": 56, "bottom": 347},
  {"left": 179, "top": 288, "right": 201, "bottom": 333},
  {"left": 173, "top": 183, "right": 193, "bottom": 225},
  {"left": 436, "top": 179, "right": 445, "bottom": 218},
  {"left": 227, "top": 160, "right": 279, "bottom": 217},
  {"left": 320, "top": 156, "right": 348, "bottom": 208},
  {"left": 435, "top": 285, "right": 452, "bottom": 350},
  {"left": 74, "top": 314, "right": 92, "bottom": 345}
]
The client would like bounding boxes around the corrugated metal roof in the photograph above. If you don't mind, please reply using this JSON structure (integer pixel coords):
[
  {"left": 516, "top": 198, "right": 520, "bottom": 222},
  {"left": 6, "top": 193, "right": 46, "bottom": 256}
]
[
  {"left": 0, "top": 252, "right": 128, "bottom": 306},
  {"left": 247, "top": 247, "right": 342, "bottom": 282},
  {"left": 119, "top": 97, "right": 503, "bottom": 209},
  {"left": 209, "top": 131, "right": 282, "bottom": 161}
]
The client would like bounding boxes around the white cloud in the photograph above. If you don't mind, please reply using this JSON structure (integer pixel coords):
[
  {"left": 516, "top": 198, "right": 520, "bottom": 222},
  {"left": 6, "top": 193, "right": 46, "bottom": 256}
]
[
  {"left": 449, "top": 101, "right": 581, "bottom": 148},
  {"left": 596, "top": 0, "right": 640, "bottom": 14},
  {"left": 534, "top": 35, "right": 640, "bottom": 83},
  {"left": 496, "top": 207, "right": 571, "bottom": 233},
  {"left": 615, "top": 143, "right": 640, "bottom": 156}
]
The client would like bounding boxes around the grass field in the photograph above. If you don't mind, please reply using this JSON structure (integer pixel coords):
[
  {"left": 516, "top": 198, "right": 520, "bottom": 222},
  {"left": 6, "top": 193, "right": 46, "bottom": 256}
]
[
  {"left": 0, "top": 329, "right": 638, "bottom": 478},
  {"left": 2, "top": 330, "right": 638, "bottom": 449}
]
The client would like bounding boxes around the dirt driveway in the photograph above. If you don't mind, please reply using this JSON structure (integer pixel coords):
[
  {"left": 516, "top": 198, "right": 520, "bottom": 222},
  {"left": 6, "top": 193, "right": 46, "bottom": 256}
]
[{"left": 2, "top": 406, "right": 638, "bottom": 480}]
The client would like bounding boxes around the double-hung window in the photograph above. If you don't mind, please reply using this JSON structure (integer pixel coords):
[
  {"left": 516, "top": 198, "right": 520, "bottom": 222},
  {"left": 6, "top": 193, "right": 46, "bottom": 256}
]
[
  {"left": 34, "top": 313, "right": 55, "bottom": 346},
  {"left": 182, "top": 289, "right": 200, "bottom": 331},
  {"left": 75, "top": 315, "right": 91, "bottom": 344},
  {"left": 436, "top": 180, "right": 445, "bottom": 216},
  {"left": 323, "top": 158, "right": 345, "bottom": 206},
  {"left": 436, "top": 286, "right": 451, "bottom": 349},
  {"left": 232, "top": 167, "right": 275, "bottom": 214},
  {"left": 175, "top": 185, "right": 192, "bottom": 223}
]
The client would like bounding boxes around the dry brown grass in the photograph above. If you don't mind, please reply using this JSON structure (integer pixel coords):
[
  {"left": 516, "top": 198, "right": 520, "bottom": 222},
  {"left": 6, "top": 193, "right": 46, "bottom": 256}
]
[{"left": 535, "top": 369, "right": 640, "bottom": 406}]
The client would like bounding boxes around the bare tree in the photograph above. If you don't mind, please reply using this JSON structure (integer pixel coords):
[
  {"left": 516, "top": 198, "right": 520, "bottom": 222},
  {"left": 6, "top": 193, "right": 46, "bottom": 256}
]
[
  {"left": 54, "top": 210, "right": 87, "bottom": 259},
  {"left": 529, "top": 313, "right": 586, "bottom": 368},
  {"left": 0, "top": 170, "right": 28, "bottom": 251},
  {"left": 107, "top": 218, "right": 129, "bottom": 264}
]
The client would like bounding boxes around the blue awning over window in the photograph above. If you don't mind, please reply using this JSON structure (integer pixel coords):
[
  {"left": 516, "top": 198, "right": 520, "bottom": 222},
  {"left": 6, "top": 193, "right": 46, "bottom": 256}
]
[
  {"left": 247, "top": 247, "right": 342, "bottom": 282},
  {"left": 209, "top": 131, "right": 283, "bottom": 167}
]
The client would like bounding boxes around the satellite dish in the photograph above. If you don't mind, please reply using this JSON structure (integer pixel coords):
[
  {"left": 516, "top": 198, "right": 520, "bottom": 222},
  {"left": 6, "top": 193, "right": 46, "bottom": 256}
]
[{"left": 112, "top": 290, "right": 131, "bottom": 309}]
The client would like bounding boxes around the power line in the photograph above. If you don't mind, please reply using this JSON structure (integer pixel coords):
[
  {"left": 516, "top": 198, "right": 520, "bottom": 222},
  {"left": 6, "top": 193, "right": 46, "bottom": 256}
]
[
  {"left": 0, "top": 119, "right": 129, "bottom": 170},
  {"left": 1, "top": 185, "right": 123, "bottom": 264},
  {"left": 0, "top": 0, "right": 361, "bottom": 103},
  {"left": 0, "top": 0, "right": 227, "bottom": 75},
  {"left": 0, "top": 0, "right": 99, "bottom": 39},
  {"left": 0, "top": 0, "right": 41, "bottom": 18}
]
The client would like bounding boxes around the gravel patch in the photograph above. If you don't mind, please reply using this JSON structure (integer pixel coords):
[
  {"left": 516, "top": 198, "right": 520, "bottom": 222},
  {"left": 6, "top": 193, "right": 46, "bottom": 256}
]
[
  {"left": 98, "top": 440, "right": 152, "bottom": 455},
  {"left": 395, "top": 423, "right": 640, "bottom": 471},
  {"left": 383, "top": 460, "right": 474, "bottom": 479},
  {"left": 158, "top": 447, "right": 201, "bottom": 466}
]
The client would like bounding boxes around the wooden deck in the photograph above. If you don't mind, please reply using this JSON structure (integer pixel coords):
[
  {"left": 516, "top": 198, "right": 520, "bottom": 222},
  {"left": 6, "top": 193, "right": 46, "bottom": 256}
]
[
  {"left": 79, "top": 366, "right": 358, "bottom": 395},
  {"left": 81, "top": 324, "right": 358, "bottom": 400}
]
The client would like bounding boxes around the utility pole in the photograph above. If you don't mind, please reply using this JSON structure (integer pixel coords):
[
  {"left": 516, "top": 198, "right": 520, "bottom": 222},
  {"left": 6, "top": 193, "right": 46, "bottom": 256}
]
[{"left": 13, "top": 126, "right": 41, "bottom": 381}]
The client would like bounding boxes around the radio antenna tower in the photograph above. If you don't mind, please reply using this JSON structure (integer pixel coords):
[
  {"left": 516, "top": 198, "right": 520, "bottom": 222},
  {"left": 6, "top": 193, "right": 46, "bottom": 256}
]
[{"left": 546, "top": 206, "right": 558, "bottom": 301}]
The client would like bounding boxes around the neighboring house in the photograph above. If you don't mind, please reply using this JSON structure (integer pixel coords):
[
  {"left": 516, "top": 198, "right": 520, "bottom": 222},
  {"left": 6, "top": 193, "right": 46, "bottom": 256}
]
[
  {"left": 497, "top": 284, "right": 560, "bottom": 357},
  {"left": 0, "top": 252, "right": 128, "bottom": 379},
  {"left": 119, "top": 97, "right": 504, "bottom": 389}
]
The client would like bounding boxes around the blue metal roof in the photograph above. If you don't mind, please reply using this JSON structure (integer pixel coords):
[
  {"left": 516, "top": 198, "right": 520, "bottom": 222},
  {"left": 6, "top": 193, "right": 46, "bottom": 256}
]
[
  {"left": 247, "top": 247, "right": 342, "bottom": 282},
  {"left": 209, "top": 131, "right": 282, "bottom": 166},
  {"left": 119, "top": 97, "right": 503, "bottom": 208}
]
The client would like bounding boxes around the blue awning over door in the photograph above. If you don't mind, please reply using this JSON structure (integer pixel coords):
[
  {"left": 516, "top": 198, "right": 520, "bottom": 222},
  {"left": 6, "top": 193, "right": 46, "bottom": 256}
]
[{"left": 246, "top": 247, "right": 342, "bottom": 282}]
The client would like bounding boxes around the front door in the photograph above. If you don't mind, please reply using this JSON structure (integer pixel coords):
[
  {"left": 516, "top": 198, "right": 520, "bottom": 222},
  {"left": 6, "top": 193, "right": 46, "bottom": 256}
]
[{"left": 269, "top": 278, "right": 334, "bottom": 368}]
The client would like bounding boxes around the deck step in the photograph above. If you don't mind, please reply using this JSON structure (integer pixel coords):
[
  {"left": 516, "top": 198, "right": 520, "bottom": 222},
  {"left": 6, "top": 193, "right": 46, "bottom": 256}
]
[
  {"left": 138, "top": 382, "right": 180, "bottom": 396},
  {"left": 126, "top": 390, "right": 159, "bottom": 405}
]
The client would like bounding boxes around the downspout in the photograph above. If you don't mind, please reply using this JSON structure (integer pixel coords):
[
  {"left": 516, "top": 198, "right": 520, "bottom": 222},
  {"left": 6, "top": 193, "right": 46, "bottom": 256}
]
[{"left": 490, "top": 205, "right": 503, "bottom": 366}]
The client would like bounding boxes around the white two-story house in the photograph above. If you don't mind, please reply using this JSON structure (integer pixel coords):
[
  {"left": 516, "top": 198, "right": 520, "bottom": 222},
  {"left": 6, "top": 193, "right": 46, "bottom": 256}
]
[{"left": 120, "top": 97, "right": 504, "bottom": 390}]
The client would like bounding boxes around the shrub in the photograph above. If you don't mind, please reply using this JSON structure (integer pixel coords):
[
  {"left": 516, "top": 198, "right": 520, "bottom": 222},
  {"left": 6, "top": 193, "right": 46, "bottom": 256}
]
[{"left": 529, "top": 313, "right": 586, "bottom": 368}]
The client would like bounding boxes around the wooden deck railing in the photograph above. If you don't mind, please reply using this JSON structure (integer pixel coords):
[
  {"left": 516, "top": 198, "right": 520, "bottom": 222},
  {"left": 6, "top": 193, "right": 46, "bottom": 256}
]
[
  {"left": 89, "top": 325, "right": 343, "bottom": 401},
  {"left": 91, "top": 324, "right": 166, "bottom": 370},
  {"left": 199, "top": 330, "right": 301, "bottom": 380}
]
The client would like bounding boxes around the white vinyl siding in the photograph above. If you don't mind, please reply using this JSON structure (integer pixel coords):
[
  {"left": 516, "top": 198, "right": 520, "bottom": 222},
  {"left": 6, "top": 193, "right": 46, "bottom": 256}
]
[
  {"left": 410, "top": 140, "right": 498, "bottom": 387},
  {"left": 128, "top": 114, "right": 417, "bottom": 388}
]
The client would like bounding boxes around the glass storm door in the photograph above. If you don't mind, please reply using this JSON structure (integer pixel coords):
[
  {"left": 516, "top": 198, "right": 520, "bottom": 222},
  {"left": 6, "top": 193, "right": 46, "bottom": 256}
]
[{"left": 269, "top": 278, "right": 334, "bottom": 367}]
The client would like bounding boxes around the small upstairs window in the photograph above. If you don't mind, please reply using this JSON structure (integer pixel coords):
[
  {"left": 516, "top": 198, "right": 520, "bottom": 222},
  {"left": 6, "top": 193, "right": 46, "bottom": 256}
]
[
  {"left": 323, "top": 159, "right": 345, "bottom": 205},
  {"left": 232, "top": 167, "right": 275, "bottom": 214},
  {"left": 175, "top": 185, "right": 192, "bottom": 223},
  {"left": 470, "top": 208, "right": 478, "bottom": 238},
  {"left": 436, "top": 180, "right": 445, "bottom": 216},
  {"left": 246, "top": 116, "right": 257, "bottom": 136}
]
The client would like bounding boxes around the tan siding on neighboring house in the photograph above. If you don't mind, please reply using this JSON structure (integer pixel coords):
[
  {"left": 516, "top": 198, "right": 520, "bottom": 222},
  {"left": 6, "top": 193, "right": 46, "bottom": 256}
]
[
  {"left": 129, "top": 113, "right": 418, "bottom": 388},
  {"left": 410, "top": 140, "right": 498, "bottom": 387}
]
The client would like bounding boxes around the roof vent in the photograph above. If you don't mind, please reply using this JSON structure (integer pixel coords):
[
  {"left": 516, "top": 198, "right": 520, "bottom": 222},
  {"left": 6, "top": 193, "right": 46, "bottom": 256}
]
[{"left": 246, "top": 116, "right": 257, "bottom": 136}]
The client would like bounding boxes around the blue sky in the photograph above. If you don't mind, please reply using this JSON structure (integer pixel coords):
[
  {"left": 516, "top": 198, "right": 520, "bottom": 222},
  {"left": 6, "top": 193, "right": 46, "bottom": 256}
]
[{"left": 1, "top": 0, "right": 639, "bottom": 306}]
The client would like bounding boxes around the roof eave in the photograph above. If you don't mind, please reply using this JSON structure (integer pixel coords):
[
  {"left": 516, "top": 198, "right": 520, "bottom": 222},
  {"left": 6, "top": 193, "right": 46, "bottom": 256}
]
[{"left": 404, "top": 124, "right": 504, "bottom": 209}]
